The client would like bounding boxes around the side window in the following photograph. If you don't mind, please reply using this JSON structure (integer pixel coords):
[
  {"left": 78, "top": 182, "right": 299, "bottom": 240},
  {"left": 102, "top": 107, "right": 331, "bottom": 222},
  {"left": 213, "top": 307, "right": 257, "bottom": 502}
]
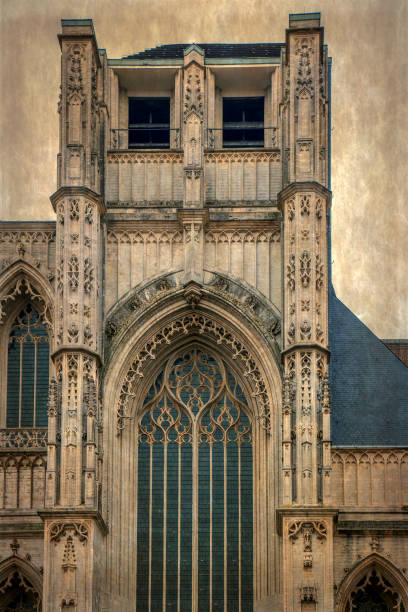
[
  {"left": 7, "top": 304, "right": 49, "bottom": 428},
  {"left": 128, "top": 97, "right": 170, "bottom": 148},
  {"left": 223, "top": 97, "right": 264, "bottom": 148}
]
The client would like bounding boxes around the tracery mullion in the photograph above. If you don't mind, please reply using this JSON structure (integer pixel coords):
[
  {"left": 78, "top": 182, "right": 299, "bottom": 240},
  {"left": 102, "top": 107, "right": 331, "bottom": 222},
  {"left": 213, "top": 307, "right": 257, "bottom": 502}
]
[{"left": 18, "top": 339, "right": 23, "bottom": 427}]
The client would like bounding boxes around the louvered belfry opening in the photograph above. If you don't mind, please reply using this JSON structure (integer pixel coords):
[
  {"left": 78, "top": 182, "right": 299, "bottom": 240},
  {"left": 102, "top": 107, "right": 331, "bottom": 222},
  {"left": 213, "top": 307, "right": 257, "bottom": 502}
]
[{"left": 136, "top": 346, "right": 253, "bottom": 610}]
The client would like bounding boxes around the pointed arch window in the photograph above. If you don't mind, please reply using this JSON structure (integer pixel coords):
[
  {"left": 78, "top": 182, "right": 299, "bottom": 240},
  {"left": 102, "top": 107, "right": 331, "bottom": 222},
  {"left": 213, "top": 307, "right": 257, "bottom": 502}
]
[
  {"left": 345, "top": 568, "right": 406, "bottom": 612},
  {"left": 136, "top": 346, "right": 253, "bottom": 610},
  {"left": 6, "top": 304, "right": 49, "bottom": 428}
]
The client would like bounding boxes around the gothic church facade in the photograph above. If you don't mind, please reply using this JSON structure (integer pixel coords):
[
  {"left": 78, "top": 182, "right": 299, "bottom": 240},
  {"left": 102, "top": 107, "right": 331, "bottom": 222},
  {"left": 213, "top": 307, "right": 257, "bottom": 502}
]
[{"left": 0, "top": 12, "right": 407, "bottom": 612}]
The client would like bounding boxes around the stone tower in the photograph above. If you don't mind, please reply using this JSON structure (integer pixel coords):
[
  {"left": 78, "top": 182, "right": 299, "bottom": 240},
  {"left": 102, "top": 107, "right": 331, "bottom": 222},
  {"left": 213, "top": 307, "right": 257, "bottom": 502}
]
[{"left": 0, "top": 12, "right": 407, "bottom": 612}]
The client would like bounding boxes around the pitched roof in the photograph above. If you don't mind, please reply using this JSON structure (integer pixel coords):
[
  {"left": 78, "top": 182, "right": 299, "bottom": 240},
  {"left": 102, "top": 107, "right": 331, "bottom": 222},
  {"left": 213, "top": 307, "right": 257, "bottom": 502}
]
[
  {"left": 329, "top": 287, "right": 408, "bottom": 447},
  {"left": 123, "top": 43, "right": 284, "bottom": 60}
]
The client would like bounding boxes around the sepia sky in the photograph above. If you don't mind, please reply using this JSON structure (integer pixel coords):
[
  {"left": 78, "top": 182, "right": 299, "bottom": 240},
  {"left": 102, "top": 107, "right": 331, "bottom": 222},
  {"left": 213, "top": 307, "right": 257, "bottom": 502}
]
[{"left": 1, "top": 0, "right": 407, "bottom": 338}]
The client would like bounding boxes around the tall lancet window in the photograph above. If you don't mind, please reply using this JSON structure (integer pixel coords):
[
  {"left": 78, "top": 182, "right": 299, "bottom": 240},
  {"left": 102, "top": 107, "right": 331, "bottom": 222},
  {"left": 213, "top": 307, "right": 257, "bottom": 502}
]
[
  {"left": 6, "top": 304, "right": 49, "bottom": 428},
  {"left": 136, "top": 346, "right": 253, "bottom": 611}
]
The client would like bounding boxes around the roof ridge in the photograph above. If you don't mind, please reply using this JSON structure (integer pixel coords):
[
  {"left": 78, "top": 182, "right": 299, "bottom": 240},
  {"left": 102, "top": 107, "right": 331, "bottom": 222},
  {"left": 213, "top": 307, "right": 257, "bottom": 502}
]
[{"left": 122, "top": 42, "right": 284, "bottom": 60}]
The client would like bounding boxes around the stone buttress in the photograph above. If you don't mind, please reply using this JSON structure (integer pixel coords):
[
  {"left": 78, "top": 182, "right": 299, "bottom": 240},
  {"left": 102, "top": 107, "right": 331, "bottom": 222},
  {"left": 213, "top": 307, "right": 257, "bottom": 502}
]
[{"left": 41, "top": 20, "right": 107, "bottom": 612}]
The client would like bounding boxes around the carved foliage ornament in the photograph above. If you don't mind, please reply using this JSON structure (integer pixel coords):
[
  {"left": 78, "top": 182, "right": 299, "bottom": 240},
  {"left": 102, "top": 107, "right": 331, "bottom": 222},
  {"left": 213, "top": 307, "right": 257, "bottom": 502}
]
[
  {"left": 288, "top": 519, "right": 327, "bottom": 540},
  {"left": 66, "top": 43, "right": 86, "bottom": 99},
  {"left": 295, "top": 37, "right": 315, "bottom": 98},
  {"left": 300, "top": 251, "right": 311, "bottom": 288},
  {"left": 184, "top": 67, "right": 203, "bottom": 121},
  {"left": 0, "top": 277, "right": 52, "bottom": 329},
  {"left": 49, "top": 521, "right": 89, "bottom": 544},
  {"left": 117, "top": 313, "right": 271, "bottom": 433}
]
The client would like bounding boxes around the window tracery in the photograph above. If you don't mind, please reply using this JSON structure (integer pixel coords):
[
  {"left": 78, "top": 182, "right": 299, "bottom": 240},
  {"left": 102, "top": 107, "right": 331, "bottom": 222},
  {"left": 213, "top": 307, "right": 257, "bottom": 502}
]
[
  {"left": 6, "top": 304, "right": 49, "bottom": 428},
  {"left": 345, "top": 567, "right": 406, "bottom": 612},
  {"left": 136, "top": 346, "right": 253, "bottom": 610}
]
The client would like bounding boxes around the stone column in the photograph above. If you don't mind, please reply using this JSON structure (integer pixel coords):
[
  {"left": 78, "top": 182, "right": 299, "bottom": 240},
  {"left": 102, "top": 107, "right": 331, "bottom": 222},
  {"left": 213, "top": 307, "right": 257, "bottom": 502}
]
[{"left": 43, "top": 20, "right": 106, "bottom": 611}]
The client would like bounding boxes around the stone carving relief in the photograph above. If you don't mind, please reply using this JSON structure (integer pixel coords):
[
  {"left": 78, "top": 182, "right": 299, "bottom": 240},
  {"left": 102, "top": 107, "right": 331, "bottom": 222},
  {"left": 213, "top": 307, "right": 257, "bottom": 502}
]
[
  {"left": 288, "top": 520, "right": 327, "bottom": 569},
  {"left": 300, "top": 251, "right": 311, "bottom": 288},
  {"left": 294, "top": 37, "right": 314, "bottom": 98},
  {"left": 83, "top": 258, "right": 94, "bottom": 294},
  {"left": 69, "top": 200, "right": 80, "bottom": 221},
  {"left": 300, "top": 195, "right": 310, "bottom": 216},
  {"left": 0, "top": 277, "right": 52, "bottom": 329},
  {"left": 315, "top": 254, "right": 324, "bottom": 290},
  {"left": 117, "top": 312, "right": 272, "bottom": 433},
  {"left": 287, "top": 254, "right": 296, "bottom": 291},
  {"left": 67, "top": 255, "right": 79, "bottom": 290},
  {"left": 205, "top": 151, "right": 280, "bottom": 164},
  {"left": 184, "top": 67, "right": 203, "bottom": 122},
  {"left": 49, "top": 520, "right": 89, "bottom": 544},
  {"left": 66, "top": 44, "right": 86, "bottom": 98}
]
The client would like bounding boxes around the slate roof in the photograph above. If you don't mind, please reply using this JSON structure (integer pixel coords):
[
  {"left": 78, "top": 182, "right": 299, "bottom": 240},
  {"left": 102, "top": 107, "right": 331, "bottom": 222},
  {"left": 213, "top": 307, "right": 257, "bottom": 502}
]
[
  {"left": 123, "top": 43, "right": 284, "bottom": 60},
  {"left": 329, "top": 286, "right": 408, "bottom": 446}
]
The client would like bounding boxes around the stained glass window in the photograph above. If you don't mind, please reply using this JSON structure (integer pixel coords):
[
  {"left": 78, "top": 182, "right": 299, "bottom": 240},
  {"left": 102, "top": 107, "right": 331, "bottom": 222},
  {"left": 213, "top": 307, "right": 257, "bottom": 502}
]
[
  {"left": 6, "top": 304, "right": 49, "bottom": 428},
  {"left": 136, "top": 347, "right": 253, "bottom": 610}
]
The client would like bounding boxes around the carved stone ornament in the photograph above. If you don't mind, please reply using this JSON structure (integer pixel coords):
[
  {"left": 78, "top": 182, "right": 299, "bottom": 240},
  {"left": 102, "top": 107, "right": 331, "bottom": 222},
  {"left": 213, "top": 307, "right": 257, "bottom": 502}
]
[
  {"left": 295, "top": 37, "right": 314, "bottom": 98},
  {"left": 288, "top": 520, "right": 327, "bottom": 541},
  {"left": 300, "top": 251, "right": 311, "bottom": 288},
  {"left": 287, "top": 254, "right": 296, "bottom": 291},
  {"left": 184, "top": 67, "right": 203, "bottom": 121},
  {"left": 300, "top": 320, "right": 312, "bottom": 340},
  {"left": 183, "top": 283, "right": 202, "bottom": 309},
  {"left": 0, "top": 277, "right": 52, "bottom": 328},
  {"left": 106, "top": 320, "right": 117, "bottom": 337},
  {"left": 300, "top": 585, "right": 317, "bottom": 602},
  {"left": 62, "top": 535, "right": 77, "bottom": 572},
  {"left": 49, "top": 521, "right": 89, "bottom": 544},
  {"left": 117, "top": 313, "right": 271, "bottom": 434}
]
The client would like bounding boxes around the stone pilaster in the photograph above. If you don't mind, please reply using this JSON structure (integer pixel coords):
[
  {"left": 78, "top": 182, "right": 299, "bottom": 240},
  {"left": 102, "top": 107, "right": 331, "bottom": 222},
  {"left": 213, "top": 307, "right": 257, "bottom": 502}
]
[
  {"left": 182, "top": 45, "right": 205, "bottom": 208},
  {"left": 281, "top": 13, "right": 329, "bottom": 187},
  {"left": 41, "top": 511, "right": 107, "bottom": 611},
  {"left": 279, "top": 182, "right": 331, "bottom": 507},
  {"left": 48, "top": 187, "right": 105, "bottom": 510},
  {"left": 280, "top": 510, "right": 335, "bottom": 612},
  {"left": 178, "top": 209, "right": 209, "bottom": 285},
  {"left": 57, "top": 19, "right": 104, "bottom": 193}
]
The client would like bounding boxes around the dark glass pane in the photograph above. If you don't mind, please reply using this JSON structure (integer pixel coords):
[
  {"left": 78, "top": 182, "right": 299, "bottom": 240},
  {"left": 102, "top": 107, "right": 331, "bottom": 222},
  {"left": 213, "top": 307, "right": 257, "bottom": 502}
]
[
  {"left": 223, "top": 98, "right": 264, "bottom": 147},
  {"left": 7, "top": 305, "right": 49, "bottom": 428},
  {"left": 129, "top": 98, "right": 170, "bottom": 148}
]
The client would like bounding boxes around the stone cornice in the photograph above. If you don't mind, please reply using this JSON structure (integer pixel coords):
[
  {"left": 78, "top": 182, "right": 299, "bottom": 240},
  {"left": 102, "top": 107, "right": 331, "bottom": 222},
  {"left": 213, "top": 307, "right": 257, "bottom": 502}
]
[
  {"left": 39, "top": 509, "right": 108, "bottom": 535},
  {"left": 0, "top": 221, "right": 56, "bottom": 231},
  {"left": 276, "top": 507, "right": 338, "bottom": 535},
  {"left": 281, "top": 343, "right": 330, "bottom": 360},
  {"left": 278, "top": 181, "right": 332, "bottom": 211},
  {"left": 50, "top": 186, "right": 106, "bottom": 215},
  {"left": 51, "top": 346, "right": 103, "bottom": 367}
]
